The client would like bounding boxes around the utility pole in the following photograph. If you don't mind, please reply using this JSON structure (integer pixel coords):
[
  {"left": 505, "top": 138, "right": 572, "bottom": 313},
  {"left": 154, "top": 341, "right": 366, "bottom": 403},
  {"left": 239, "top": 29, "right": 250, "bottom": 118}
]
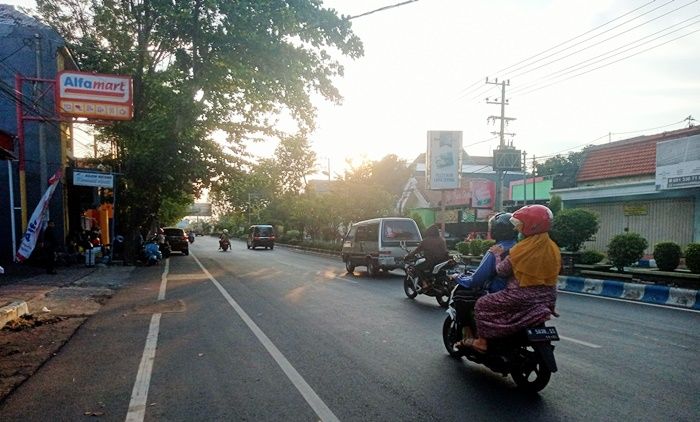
[
  {"left": 34, "top": 33, "right": 48, "bottom": 192},
  {"left": 486, "top": 78, "right": 516, "bottom": 211},
  {"left": 532, "top": 155, "right": 537, "bottom": 202}
]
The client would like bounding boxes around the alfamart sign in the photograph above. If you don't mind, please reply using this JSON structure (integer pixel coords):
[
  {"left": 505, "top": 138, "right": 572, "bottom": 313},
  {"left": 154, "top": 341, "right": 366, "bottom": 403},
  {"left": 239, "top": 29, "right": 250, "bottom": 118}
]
[{"left": 57, "top": 71, "right": 133, "bottom": 120}]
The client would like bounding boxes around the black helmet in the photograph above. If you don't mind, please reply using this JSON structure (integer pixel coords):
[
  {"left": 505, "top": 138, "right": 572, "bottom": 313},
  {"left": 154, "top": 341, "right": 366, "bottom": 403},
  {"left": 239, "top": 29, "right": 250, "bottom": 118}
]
[{"left": 489, "top": 212, "right": 517, "bottom": 241}]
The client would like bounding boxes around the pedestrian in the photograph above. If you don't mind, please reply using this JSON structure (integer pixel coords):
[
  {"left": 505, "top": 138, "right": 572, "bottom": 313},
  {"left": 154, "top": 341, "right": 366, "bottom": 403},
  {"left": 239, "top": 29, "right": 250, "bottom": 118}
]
[{"left": 41, "top": 220, "right": 59, "bottom": 275}]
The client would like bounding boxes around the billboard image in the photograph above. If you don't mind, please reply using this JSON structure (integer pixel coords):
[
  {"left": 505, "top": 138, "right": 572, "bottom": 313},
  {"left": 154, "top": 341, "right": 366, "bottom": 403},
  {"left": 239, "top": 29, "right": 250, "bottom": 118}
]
[
  {"left": 656, "top": 134, "right": 700, "bottom": 190},
  {"left": 57, "top": 71, "right": 133, "bottom": 120},
  {"left": 470, "top": 179, "right": 496, "bottom": 209},
  {"left": 426, "top": 131, "right": 462, "bottom": 190}
]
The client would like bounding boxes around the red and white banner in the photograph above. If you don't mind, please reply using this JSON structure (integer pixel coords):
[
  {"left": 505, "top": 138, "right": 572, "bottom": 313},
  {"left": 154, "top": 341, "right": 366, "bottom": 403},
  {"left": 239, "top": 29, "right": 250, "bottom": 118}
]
[{"left": 16, "top": 170, "right": 62, "bottom": 262}]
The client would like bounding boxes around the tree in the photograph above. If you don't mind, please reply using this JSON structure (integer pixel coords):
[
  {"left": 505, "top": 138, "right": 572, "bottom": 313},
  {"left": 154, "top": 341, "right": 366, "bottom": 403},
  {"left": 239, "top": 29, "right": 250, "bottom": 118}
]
[
  {"left": 274, "top": 134, "right": 317, "bottom": 194},
  {"left": 550, "top": 208, "right": 599, "bottom": 252},
  {"left": 607, "top": 233, "right": 648, "bottom": 271},
  {"left": 35, "top": 0, "right": 363, "bottom": 231},
  {"left": 536, "top": 148, "right": 589, "bottom": 188}
]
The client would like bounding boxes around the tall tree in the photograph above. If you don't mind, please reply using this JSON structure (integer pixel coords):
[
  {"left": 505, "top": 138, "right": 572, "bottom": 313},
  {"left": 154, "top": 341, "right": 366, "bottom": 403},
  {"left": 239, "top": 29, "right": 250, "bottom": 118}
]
[
  {"left": 535, "top": 148, "right": 590, "bottom": 189},
  {"left": 35, "top": 0, "right": 363, "bottom": 229}
]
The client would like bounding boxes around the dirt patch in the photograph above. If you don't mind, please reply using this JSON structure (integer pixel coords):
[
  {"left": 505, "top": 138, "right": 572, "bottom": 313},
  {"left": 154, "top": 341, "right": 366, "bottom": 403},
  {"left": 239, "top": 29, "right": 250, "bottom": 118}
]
[{"left": 0, "top": 315, "right": 85, "bottom": 402}]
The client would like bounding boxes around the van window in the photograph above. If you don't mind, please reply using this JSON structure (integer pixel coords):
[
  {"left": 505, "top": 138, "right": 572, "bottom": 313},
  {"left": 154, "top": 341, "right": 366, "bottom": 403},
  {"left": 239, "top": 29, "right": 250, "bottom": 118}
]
[
  {"left": 382, "top": 220, "right": 421, "bottom": 242},
  {"left": 344, "top": 227, "right": 356, "bottom": 241},
  {"left": 366, "top": 223, "right": 379, "bottom": 241},
  {"left": 255, "top": 226, "right": 273, "bottom": 236},
  {"left": 355, "top": 225, "right": 369, "bottom": 241}
]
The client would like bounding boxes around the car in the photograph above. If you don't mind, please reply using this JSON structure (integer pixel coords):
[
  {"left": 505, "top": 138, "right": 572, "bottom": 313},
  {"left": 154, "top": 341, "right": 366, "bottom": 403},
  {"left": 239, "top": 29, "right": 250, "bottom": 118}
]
[
  {"left": 247, "top": 224, "right": 275, "bottom": 250},
  {"left": 163, "top": 227, "right": 189, "bottom": 255},
  {"left": 341, "top": 217, "right": 422, "bottom": 276}
]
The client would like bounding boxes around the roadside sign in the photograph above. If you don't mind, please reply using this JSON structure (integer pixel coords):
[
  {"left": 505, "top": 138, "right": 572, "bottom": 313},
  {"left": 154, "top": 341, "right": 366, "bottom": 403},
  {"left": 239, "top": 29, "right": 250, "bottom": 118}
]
[
  {"left": 56, "top": 71, "right": 133, "bottom": 120},
  {"left": 73, "top": 170, "right": 114, "bottom": 188}
]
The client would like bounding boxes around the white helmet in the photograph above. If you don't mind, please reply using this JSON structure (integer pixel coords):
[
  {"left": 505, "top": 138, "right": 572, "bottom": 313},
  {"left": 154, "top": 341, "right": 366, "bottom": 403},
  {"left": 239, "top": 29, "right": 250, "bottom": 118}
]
[{"left": 223, "top": 229, "right": 229, "bottom": 233}]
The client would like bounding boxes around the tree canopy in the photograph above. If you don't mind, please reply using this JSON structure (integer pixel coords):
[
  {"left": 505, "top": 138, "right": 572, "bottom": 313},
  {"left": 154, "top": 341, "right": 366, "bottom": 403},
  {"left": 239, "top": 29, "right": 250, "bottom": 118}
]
[{"left": 35, "top": 0, "right": 363, "bottom": 229}]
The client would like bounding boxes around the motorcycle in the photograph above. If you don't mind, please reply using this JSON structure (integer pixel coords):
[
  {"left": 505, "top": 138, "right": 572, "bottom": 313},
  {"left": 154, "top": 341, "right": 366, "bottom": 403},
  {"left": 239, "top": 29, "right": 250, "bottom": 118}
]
[
  {"left": 142, "top": 237, "right": 163, "bottom": 266},
  {"left": 442, "top": 288, "right": 560, "bottom": 392},
  {"left": 401, "top": 245, "right": 459, "bottom": 308},
  {"left": 219, "top": 238, "right": 230, "bottom": 252}
]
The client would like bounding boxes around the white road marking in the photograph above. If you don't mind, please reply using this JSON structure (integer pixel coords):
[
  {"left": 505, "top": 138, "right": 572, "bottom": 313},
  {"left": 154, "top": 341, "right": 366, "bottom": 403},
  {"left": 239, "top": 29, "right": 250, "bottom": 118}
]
[
  {"left": 125, "top": 259, "right": 169, "bottom": 422},
  {"left": 559, "top": 290, "right": 700, "bottom": 313},
  {"left": 559, "top": 335, "right": 602, "bottom": 348},
  {"left": 192, "top": 253, "right": 340, "bottom": 422}
]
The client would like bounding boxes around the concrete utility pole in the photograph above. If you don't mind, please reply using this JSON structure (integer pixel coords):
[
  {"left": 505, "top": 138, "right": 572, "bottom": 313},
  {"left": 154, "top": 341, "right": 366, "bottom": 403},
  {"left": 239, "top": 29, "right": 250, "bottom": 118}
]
[
  {"left": 34, "top": 33, "right": 48, "bottom": 192},
  {"left": 486, "top": 78, "right": 516, "bottom": 211},
  {"left": 522, "top": 151, "right": 527, "bottom": 205}
]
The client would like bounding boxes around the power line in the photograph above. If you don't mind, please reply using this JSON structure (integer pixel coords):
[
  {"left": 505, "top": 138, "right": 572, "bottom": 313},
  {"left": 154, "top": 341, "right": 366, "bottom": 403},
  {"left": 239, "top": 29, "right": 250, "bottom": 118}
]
[
  {"left": 510, "top": 15, "right": 700, "bottom": 95},
  {"left": 348, "top": 0, "right": 419, "bottom": 20},
  {"left": 508, "top": 2, "right": 699, "bottom": 83},
  {"left": 454, "top": 0, "right": 660, "bottom": 99}
]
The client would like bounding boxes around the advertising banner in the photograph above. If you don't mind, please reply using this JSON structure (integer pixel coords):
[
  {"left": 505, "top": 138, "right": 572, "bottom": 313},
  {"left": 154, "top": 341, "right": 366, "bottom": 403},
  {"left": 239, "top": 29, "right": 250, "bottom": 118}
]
[
  {"left": 426, "top": 131, "right": 462, "bottom": 190},
  {"left": 470, "top": 179, "right": 496, "bottom": 208},
  {"left": 56, "top": 71, "right": 133, "bottom": 120},
  {"left": 73, "top": 170, "right": 114, "bottom": 188},
  {"left": 655, "top": 135, "right": 700, "bottom": 190},
  {"left": 16, "top": 170, "right": 62, "bottom": 262}
]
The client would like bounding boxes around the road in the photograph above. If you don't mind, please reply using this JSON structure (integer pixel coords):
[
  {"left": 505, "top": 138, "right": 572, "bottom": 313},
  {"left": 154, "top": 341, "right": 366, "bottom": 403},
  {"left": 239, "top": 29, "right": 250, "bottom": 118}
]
[{"left": 1, "top": 236, "right": 698, "bottom": 421}]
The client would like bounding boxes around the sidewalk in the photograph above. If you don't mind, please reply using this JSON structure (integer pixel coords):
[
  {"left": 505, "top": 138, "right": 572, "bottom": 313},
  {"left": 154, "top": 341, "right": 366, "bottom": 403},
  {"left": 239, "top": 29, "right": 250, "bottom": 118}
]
[{"left": 0, "top": 263, "right": 135, "bottom": 402}]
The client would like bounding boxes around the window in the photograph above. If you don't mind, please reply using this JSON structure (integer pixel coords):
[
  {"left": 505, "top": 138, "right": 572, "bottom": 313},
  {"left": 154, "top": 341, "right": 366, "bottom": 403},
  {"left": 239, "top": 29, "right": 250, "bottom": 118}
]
[{"left": 381, "top": 220, "right": 420, "bottom": 242}]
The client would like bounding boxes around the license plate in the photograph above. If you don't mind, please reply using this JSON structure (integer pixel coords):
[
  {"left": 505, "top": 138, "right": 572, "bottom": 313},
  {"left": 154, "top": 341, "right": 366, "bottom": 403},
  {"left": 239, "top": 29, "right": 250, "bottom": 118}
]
[{"left": 527, "top": 326, "right": 559, "bottom": 342}]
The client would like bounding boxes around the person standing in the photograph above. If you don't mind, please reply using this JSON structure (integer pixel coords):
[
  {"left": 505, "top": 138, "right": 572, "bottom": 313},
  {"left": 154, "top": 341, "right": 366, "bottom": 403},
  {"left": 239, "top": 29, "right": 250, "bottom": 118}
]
[{"left": 41, "top": 220, "right": 58, "bottom": 275}]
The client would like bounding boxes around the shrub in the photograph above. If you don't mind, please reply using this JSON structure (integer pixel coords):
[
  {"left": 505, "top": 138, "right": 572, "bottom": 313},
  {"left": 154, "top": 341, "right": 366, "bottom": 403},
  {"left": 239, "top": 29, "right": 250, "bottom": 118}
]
[
  {"left": 685, "top": 243, "right": 700, "bottom": 274},
  {"left": 607, "top": 233, "right": 648, "bottom": 271},
  {"left": 285, "top": 230, "right": 301, "bottom": 242},
  {"left": 456, "top": 241, "right": 471, "bottom": 255},
  {"left": 653, "top": 242, "right": 681, "bottom": 271},
  {"left": 550, "top": 208, "right": 600, "bottom": 252},
  {"left": 579, "top": 250, "right": 605, "bottom": 265},
  {"left": 469, "top": 239, "right": 483, "bottom": 256}
]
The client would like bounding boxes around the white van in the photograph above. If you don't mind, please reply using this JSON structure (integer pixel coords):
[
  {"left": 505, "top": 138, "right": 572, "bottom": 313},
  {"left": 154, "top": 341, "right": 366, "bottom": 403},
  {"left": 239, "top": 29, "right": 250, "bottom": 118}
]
[{"left": 341, "top": 217, "right": 423, "bottom": 276}]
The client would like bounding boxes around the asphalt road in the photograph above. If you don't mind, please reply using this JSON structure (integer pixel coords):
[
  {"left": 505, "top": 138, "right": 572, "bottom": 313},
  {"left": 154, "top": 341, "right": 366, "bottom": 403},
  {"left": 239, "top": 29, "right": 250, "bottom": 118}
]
[{"left": 1, "top": 236, "right": 698, "bottom": 421}]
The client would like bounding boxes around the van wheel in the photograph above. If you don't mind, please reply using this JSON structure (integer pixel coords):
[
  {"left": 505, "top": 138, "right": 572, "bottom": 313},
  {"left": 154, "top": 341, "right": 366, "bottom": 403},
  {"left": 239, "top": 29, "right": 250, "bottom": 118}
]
[
  {"left": 270, "top": 244, "right": 274, "bottom": 250},
  {"left": 345, "top": 261, "right": 355, "bottom": 273},
  {"left": 366, "top": 259, "right": 379, "bottom": 277}
]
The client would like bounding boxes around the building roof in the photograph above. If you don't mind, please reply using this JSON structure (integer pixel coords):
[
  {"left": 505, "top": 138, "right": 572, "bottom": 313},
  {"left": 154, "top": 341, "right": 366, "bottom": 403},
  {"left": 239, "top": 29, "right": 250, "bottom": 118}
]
[{"left": 577, "top": 126, "right": 700, "bottom": 183}]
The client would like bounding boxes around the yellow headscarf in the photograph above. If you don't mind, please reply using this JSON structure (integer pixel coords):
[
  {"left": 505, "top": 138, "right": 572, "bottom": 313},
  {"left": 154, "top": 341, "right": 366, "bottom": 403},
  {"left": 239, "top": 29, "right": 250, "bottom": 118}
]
[{"left": 509, "top": 233, "right": 561, "bottom": 287}]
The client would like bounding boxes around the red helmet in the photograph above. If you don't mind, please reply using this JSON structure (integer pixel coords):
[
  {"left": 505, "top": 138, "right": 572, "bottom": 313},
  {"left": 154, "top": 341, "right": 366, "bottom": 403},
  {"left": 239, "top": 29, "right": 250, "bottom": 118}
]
[{"left": 511, "top": 205, "right": 553, "bottom": 236}]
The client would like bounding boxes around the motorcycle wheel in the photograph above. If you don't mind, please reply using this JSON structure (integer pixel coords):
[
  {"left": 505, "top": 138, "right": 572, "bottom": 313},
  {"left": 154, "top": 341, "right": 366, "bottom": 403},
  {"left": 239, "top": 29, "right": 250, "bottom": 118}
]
[
  {"left": 436, "top": 290, "right": 450, "bottom": 308},
  {"left": 442, "top": 316, "right": 462, "bottom": 358},
  {"left": 403, "top": 275, "right": 418, "bottom": 299},
  {"left": 511, "top": 349, "right": 552, "bottom": 392}
]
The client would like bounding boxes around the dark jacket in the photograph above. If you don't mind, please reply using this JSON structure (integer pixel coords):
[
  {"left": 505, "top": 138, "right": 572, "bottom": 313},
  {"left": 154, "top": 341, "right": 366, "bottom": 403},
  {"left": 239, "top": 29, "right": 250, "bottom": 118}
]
[{"left": 407, "top": 225, "right": 449, "bottom": 267}]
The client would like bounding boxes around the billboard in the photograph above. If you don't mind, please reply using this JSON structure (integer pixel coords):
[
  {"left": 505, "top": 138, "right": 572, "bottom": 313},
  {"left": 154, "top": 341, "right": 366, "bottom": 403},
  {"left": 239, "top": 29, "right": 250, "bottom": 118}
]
[
  {"left": 56, "top": 71, "right": 133, "bottom": 120},
  {"left": 426, "top": 131, "right": 462, "bottom": 190},
  {"left": 188, "top": 203, "right": 212, "bottom": 216},
  {"left": 470, "top": 179, "right": 496, "bottom": 208},
  {"left": 655, "top": 135, "right": 700, "bottom": 190},
  {"left": 73, "top": 170, "right": 114, "bottom": 188}
]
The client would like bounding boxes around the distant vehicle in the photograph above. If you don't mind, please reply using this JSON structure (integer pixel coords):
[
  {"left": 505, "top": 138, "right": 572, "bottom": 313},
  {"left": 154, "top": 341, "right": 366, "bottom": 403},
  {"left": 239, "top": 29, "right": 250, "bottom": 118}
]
[
  {"left": 163, "top": 227, "right": 189, "bottom": 255},
  {"left": 341, "top": 217, "right": 422, "bottom": 276},
  {"left": 247, "top": 225, "right": 275, "bottom": 250}
]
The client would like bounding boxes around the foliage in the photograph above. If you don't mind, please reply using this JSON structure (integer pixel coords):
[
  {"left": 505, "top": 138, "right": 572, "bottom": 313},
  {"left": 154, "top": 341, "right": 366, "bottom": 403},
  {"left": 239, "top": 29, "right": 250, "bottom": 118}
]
[
  {"left": 535, "top": 148, "right": 590, "bottom": 188},
  {"left": 455, "top": 241, "right": 471, "bottom": 255},
  {"left": 282, "top": 230, "right": 301, "bottom": 243},
  {"left": 36, "top": 0, "right": 363, "bottom": 232},
  {"left": 607, "top": 233, "right": 648, "bottom": 271},
  {"left": 550, "top": 208, "right": 599, "bottom": 252},
  {"left": 579, "top": 250, "right": 605, "bottom": 265},
  {"left": 461, "top": 239, "right": 495, "bottom": 256},
  {"left": 684, "top": 243, "right": 700, "bottom": 274},
  {"left": 548, "top": 195, "right": 562, "bottom": 216},
  {"left": 652, "top": 242, "right": 681, "bottom": 271}
]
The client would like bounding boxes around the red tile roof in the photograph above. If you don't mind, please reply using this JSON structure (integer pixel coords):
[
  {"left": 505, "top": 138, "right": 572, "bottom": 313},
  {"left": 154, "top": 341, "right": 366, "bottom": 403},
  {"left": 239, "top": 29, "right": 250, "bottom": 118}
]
[{"left": 577, "top": 126, "right": 700, "bottom": 182}]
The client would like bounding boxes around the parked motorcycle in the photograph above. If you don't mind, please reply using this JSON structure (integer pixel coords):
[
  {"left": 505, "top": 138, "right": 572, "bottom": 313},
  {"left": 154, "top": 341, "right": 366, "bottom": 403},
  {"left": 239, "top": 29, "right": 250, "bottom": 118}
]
[
  {"left": 142, "top": 237, "right": 163, "bottom": 266},
  {"left": 442, "top": 288, "right": 560, "bottom": 392},
  {"left": 219, "top": 239, "right": 230, "bottom": 252},
  {"left": 402, "top": 245, "right": 459, "bottom": 308}
]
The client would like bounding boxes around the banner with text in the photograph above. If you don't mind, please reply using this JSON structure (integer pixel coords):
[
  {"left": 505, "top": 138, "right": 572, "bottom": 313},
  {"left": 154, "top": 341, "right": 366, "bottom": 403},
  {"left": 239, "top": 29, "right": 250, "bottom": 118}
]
[
  {"left": 426, "top": 131, "right": 462, "bottom": 190},
  {"left": 16, "top": 170, "right": 62, "bottom": 262}
]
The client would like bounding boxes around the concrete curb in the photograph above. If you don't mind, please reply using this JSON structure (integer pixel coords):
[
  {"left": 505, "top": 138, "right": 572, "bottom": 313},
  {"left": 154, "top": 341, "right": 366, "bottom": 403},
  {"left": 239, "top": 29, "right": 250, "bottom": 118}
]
[
  {"left": 0, "top": 301, "right": 29, "bottom": 328},
  {"left": 557, "top": 276, "right": 700, "bottom": 309}
]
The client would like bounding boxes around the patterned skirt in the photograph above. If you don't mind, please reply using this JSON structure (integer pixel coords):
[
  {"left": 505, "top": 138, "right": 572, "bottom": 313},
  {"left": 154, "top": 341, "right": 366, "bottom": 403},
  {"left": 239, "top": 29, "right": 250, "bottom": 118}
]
[{"left": 474, "top": 285, "right": 557, "bottom": 339}]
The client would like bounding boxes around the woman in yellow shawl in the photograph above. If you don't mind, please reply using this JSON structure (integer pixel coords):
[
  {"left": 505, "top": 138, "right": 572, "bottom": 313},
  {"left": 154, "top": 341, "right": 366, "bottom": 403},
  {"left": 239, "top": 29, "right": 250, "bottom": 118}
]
[{"left": 464, "top": 205, "right": 560, "bottom": 353}]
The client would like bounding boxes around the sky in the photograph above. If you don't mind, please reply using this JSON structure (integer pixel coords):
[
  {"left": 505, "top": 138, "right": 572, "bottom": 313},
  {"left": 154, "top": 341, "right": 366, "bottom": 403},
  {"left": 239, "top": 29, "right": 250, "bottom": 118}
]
[{"left": 4, "top": 0, "right": 699, "bottom": 178}]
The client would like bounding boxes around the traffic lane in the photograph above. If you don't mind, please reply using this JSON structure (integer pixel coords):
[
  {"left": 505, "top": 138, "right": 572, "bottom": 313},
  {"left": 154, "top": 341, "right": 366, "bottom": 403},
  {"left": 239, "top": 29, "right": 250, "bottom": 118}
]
[
  {"left": 143, "top": 254, "right": 318, "bottom": 421},
  {"left": 187, "top": 239, "right": 700, "bottom": 420},
  {"left": 0, "top": 264, "right": 166, "bottom": 421},
  {"left": 550, "top": 292, "right": 700, "bottom": 421},
  {"left": 195, "top": 241, "right": 590, "bottom": 421}
]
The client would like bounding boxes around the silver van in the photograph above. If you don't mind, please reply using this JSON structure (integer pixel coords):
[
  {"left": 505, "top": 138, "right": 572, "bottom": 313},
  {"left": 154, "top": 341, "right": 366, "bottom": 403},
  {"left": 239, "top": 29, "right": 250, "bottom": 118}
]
[{"left": 341, "top": 217, "right": 423, "bottom": 276}]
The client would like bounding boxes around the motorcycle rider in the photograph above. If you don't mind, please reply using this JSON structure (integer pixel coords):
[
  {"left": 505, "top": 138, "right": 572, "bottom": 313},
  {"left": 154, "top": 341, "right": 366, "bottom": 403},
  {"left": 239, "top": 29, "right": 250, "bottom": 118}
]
[
  {"left": 219, "top": 229, "right": 230, "bottom": 250},
  {"left": 450, "top": 212, "right": 517, "bottom": 349},
  {"left": 404, "top": 224, "right": 449, "bottom": 291},
  {"left": 465, "top": 204, "right": 561, "bottom": 353}
]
